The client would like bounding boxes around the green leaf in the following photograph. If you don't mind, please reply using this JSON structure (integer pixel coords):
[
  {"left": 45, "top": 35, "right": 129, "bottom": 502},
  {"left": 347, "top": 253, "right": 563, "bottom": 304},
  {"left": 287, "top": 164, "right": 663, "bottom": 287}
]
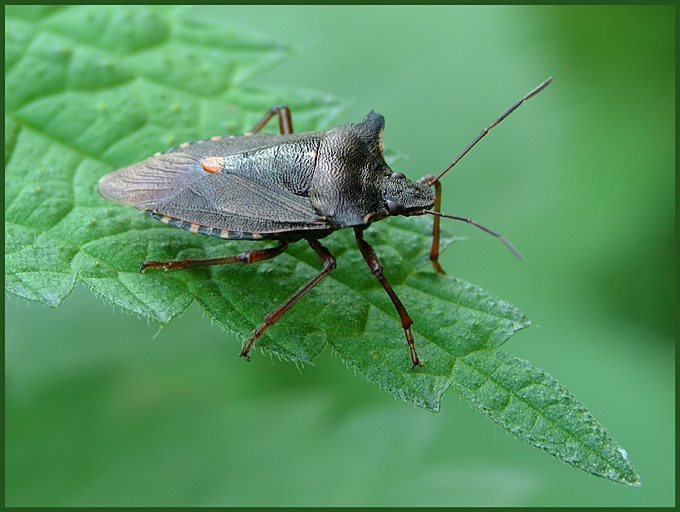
[
  {"left": 5, "top": 5, "right": 639, "bottom": 485},
  {"left": 453, "top": 349, "right": 640, "bottom": 486}
]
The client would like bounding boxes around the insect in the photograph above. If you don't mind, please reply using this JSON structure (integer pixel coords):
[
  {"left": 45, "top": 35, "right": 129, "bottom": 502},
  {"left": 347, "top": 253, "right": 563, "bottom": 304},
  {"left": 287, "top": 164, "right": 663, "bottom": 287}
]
[{"left": 98, "top": 77, "right": 552, "bottom": 368}]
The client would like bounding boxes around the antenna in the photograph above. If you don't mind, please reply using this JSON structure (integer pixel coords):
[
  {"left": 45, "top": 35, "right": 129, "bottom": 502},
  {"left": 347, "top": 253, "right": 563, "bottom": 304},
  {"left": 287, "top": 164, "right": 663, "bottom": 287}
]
[
  {"left": 431, "top": 76, "right": 553, "bottom": 185},
  {"left": 421, "top": 210, "right": 522, "bottom": 259}
]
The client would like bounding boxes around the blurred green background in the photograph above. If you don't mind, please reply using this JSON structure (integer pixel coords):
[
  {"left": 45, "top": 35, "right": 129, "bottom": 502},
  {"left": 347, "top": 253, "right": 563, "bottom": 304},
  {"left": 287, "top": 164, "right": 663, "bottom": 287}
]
[{"left": 5, "top": 5, "right": 674, "bottom": 506}]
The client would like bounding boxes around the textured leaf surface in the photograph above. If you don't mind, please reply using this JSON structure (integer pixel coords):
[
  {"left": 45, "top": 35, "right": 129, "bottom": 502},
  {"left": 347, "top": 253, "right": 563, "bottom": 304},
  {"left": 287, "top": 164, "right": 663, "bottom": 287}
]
[
  {"left": 454, "top": 350, "right": 640, "bottom": 486},
  {"left": 5, "top": 5, "right": 639, "bottom": 485}
]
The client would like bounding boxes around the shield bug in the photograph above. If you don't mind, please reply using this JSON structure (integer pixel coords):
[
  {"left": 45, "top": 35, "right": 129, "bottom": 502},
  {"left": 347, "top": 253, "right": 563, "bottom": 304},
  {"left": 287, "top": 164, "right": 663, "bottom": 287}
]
[{"left": 98, "top": 77, "right": 552, "bottom": 367}]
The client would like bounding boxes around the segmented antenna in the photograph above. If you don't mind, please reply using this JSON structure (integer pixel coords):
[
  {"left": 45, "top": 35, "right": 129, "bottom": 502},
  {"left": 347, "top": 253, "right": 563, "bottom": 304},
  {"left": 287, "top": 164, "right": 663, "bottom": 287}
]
[
  {"left": 431, "top": 76, "right": 553, "bottom": 185},
  {"left": 423, "top": 210, "right": 522, "bottom": 259}
]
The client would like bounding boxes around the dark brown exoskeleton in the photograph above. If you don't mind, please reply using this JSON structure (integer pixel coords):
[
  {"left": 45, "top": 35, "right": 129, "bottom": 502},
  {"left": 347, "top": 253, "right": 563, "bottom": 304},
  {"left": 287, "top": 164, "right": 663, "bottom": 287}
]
[{"left": 98, "top": 77, "right": 552, "bottom": 367}]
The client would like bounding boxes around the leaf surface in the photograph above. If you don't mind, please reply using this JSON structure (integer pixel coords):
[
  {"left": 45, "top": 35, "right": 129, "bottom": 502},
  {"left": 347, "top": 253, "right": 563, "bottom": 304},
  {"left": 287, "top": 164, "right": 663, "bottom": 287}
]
[
  {"left": 4, "top": 5, "right": 639, "bottom": 485},
  {"left": 454, "top": 349, "right": 640, "bottom": 486}
]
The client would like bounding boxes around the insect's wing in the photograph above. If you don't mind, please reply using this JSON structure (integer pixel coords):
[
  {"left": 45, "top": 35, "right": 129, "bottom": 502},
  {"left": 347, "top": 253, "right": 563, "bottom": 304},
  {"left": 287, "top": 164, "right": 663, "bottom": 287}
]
[{"left": 98, "top": 151, "right": 333, "bottom": 236}]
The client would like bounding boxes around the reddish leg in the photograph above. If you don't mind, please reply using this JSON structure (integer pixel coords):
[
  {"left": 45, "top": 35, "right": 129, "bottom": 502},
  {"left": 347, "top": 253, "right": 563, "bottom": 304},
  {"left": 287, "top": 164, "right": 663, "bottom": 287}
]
[
  {"left": 140, "top": 242, "right": 288, "bottom": 272},
  {"left": 419, "top": 175, "right": 444, "bottom": 274},
  {"left": 240, "top": 238, "right": 336, "bottom": 360},
  {"left": 354, "top": 227, "right": 421, "bottom": 368},
  {"left": 248, "top": 105, "right": 294, "bottom": 135}
]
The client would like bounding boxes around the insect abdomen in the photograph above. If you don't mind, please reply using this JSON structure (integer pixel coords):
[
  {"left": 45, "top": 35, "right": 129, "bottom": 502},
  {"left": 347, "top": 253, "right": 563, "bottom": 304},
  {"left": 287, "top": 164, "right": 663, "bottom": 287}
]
[{"left": 146, "top": 212, "right": 265, "bottom": 240}]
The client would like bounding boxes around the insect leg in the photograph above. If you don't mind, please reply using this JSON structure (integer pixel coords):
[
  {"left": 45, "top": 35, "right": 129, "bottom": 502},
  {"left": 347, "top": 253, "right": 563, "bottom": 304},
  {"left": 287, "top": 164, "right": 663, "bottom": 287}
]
[
  {"left": 354, "top": 227, "right": 422, "bottom": 368},
  {"left": 418, "top": 175, "right": 445, "bottom": 274},
  {"left": 140, "top": 242, "right": 289, "bottom": 272},
  {"left": 248, "top": 106, "right": 294, "bottom": 135},
  {"left": 240, "top": 238, "right": 336, "bottom": 360}
]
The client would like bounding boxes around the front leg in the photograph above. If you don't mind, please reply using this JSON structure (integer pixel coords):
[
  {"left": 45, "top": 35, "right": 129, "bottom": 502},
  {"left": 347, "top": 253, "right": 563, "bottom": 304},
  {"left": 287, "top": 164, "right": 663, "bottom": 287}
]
[
  {"left": 419, "top": 174, "right": 444, "bottom": 274},
  {"left": 354, "top": 227, "right": 421, "bottom": 368}
]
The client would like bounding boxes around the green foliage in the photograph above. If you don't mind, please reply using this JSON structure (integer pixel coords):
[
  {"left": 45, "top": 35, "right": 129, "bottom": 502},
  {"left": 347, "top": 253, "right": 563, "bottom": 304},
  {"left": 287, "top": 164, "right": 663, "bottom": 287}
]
[
  {"left": 5, "top": 5, "right": 639, "bottom": 486},
  {"left": 454, "top": 350, "right": 640, "bottom": 485}
]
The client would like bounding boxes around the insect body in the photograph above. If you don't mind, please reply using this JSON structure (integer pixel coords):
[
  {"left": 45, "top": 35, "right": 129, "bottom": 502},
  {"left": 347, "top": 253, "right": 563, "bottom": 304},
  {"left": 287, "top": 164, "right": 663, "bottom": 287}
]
[{"left": 98, "top": 78, "right": 552, "bottom": 367}]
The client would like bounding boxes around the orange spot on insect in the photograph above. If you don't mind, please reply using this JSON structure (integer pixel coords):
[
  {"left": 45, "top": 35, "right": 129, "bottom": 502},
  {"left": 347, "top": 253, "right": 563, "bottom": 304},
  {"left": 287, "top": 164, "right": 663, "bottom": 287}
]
[{"left": 202, "top": 157, "right": 225, "bottom": 173}]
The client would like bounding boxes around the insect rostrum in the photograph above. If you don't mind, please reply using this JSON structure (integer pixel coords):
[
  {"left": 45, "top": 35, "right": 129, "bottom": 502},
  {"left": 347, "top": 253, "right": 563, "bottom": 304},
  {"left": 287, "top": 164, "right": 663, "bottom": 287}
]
[{"left": 98, "top": 78, "right": 552, "bottom": 367}]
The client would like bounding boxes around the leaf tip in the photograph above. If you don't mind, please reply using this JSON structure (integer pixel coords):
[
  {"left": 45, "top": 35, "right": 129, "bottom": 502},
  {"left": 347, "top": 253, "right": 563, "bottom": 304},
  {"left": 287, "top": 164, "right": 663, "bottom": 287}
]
[
  {"left": 615, "top": 447, "right": 641, "bottom": 487},
  {"left": 616, "top": 471, "right": 642, "bottom": 487}
]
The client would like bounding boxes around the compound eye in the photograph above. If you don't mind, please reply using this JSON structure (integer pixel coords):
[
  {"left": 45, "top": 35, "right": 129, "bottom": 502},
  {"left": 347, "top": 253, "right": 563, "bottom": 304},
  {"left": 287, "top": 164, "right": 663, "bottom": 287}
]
[
  {"left": 386, "top": 199, "right": 403, "bottom": 216},
  {"left": 390, "top": 172, "right": 406, "bottom": 180}
]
